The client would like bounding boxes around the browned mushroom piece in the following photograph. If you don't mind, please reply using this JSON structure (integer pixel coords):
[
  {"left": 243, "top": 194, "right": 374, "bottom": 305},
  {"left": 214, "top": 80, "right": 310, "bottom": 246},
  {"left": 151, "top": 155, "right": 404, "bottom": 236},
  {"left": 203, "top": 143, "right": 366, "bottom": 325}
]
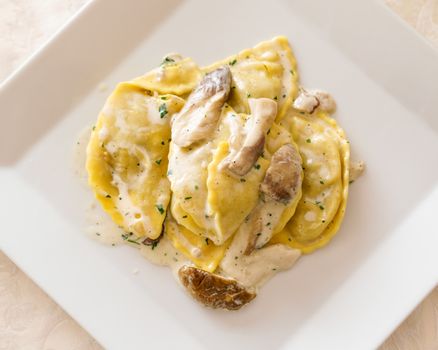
[
  {"left": 260, "top": 143, "right": 303, "bottom": 203},
  {"left": 293, "top": 89, "right": 336, "bottom": 114},
  {"left": 178, "top": 265, "right": 256, "bottom": 310},
  {"left": 293, "top": 89, "right": 319, "bottom": 113},
  {"left": 172, "top": 66, "right": 232, "bottom": 147},
  {"left": 310, "top": 90, "right": 336, "bottom": 113},
  {"left": 142, "top": 234, "right": 162, "bottom": 247},
  {"left": 224, "top": 98, "right": 277, "bottom": 176}
]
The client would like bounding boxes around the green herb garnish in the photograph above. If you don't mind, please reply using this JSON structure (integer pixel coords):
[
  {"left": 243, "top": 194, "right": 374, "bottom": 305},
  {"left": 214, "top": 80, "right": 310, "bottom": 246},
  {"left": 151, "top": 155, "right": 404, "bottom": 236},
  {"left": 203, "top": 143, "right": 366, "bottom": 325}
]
[
  {"left": 155, "top": 204, "right": 165, "bottom": 214},
  {"left": 161, "top": 56, "right": 175, "bottom": 66},
  {"left": 159, "top": 103, "right": 168, "bottom": 118}
]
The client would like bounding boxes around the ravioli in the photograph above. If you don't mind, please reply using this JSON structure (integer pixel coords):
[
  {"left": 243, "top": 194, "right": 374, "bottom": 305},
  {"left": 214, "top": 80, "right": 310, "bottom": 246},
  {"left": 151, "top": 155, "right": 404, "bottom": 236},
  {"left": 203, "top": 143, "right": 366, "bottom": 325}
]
[
  {"left": 84, "top": 36, "right": 361, "bottom": 311},
  {"left": 165, "top": 218, "right": 230, "bottom": 272},
  {"left": 270, "top": 110, "right": 350, "bottom": 253},
  {"left": 87, "top": 82, "right": 185, "bottom": 239},
  {"left": 169, "top": 105, "right": 271, "bottom": 246},
  {"left": 204, "top": 36, "right": 298, "bottom": 120},
  {"left": 132, "top": 55, "right": 202, "bottom": 96}
]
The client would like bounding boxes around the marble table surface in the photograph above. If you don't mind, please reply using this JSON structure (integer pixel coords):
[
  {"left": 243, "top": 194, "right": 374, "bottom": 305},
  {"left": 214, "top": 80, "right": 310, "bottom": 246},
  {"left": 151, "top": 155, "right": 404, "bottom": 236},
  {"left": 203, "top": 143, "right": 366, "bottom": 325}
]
[{"left": 0, "top": 0, "right": 437, "bottom": 348}]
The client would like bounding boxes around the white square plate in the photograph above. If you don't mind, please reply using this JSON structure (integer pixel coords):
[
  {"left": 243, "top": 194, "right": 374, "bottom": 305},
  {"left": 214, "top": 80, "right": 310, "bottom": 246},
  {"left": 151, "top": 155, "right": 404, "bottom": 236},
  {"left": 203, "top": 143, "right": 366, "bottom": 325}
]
[{"left": 1, "top": 0, "right": 438, "bottom": 348}]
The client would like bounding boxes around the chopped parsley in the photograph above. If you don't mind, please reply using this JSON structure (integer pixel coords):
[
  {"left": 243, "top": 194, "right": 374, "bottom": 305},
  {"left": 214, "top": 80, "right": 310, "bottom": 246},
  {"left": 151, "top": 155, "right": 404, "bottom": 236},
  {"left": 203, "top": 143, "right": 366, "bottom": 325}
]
[
  {"left": 254, "top": 164, "right": 261, "bottom": 170},
  {"left": 105, "top": 194, "right": 112, "bottom": 199},
  {"left": 155, "top": 204, "right": 165, "bottom": 214},
  {"left": 205, "top": 238, "right": 209, "bottom": 245},
  {"left": 240, "top": 178, "right": 246, "bottom": 182},
  {"left": 320, "top": 180, "right": 325, "bottom": 184},
  {"left": 256, "top": 232, "right": 262, "bottom": 237},
  {"left": 160, "top": 96, "right": 167, "bottom": 100},
  {"left": 159, "top": 103, "right": 168, "bottom": 118},
  {"left": 306, "top": 138, "right": 311, "bottom": 143},
  {"left": 182, "top": 215, "right": 188, "bottom": 218},
  {"left": 92, "top": 125, "right": 96, "bottom": 131},
  {"left": 121, "top": 233, "right": 140, "bottom": 245},
  {"left": 290, "top": 69, "right": 295, "bottom": 75},
  {"left": 229, "top": 59, "right": 237, "bottom": 66},
  {"left": 184, "top": 196, "right": 192, "bottom": 200},
  {"left": 247, "top": 93, "right": 251, "bottom": 98},
  {"left": 161, "top": 56, "right": 175, "bottom": 66},
  {"left": 151, "top": 241, "right": 159, "bottom": 250},
  {"left": 349, "top": 180, "right": 354, "bottom": 184},
  {"left": 194, "top": 185, "right": 199, "bottom": 190},
  {"left": 319, "top": 205, "right": 325, "bottom": 210},
  {"left": 155, "top": 159, "right": 162, "bottom": 165},
  {"left": 273, "top": 96, "right": 278, "bottom": 100}
]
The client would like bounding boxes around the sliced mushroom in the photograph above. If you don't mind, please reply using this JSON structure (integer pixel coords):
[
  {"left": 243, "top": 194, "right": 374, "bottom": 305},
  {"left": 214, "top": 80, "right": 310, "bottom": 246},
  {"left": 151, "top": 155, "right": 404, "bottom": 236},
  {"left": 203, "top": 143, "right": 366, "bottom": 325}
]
[
  {"left": 223, "top": 98, "right": 277, "bottom": 176},
  {"left": 293, "top": 89, "right": 336, "bottom": 114},
  {"left": 219, "top": 143, "right": 303, "bottom": 286},
  {"left": 172, "top": 66, "right": 232, "bottom": 147},
  {"left": 310, "top": 90, "right": 336, "bottom": 113},
  {"left": 349, "top": 160, "right": 365, "bottom": 183},
  {"left": 293, "top": 89, "right": 319, "bottom": 113},
  {"left": 260, "top": 144, "right": 303, "bottom": 203},
  {"left": 178, "top": 265, "right": 256, "bottom": 310},
  {"left": 142, "top": 234, "right": 162, "bottom": 247}
]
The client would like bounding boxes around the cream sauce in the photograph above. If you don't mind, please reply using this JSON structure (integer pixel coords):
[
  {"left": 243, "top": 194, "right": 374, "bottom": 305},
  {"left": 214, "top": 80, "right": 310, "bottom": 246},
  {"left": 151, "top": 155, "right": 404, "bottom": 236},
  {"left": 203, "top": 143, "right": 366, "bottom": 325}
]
[
  {"left": 220, "top": 198, "right": 301, "bottom": 289},
  {"left": 74, "top": 128, "right": 188, "bottom": 277}
]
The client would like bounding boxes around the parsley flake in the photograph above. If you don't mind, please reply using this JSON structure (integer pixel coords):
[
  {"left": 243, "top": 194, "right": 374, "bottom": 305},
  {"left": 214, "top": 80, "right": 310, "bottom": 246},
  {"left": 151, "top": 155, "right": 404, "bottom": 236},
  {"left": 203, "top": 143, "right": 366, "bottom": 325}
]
[
  {"left": 159, "top": 103, "right": 168, "bottom": 118},
  {"left": 161, "top": 56, "right": 175, "bottom": 66},
  {"left": 155, "top": 204, "right": 165, "bottom": 214}
]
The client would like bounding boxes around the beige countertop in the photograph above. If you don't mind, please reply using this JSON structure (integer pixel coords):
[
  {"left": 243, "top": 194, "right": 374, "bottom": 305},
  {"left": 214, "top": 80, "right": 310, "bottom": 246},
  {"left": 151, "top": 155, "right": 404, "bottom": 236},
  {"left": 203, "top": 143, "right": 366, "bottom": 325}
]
[{"left": 0, "top": 0, "right": 437, "bottom": 348}]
